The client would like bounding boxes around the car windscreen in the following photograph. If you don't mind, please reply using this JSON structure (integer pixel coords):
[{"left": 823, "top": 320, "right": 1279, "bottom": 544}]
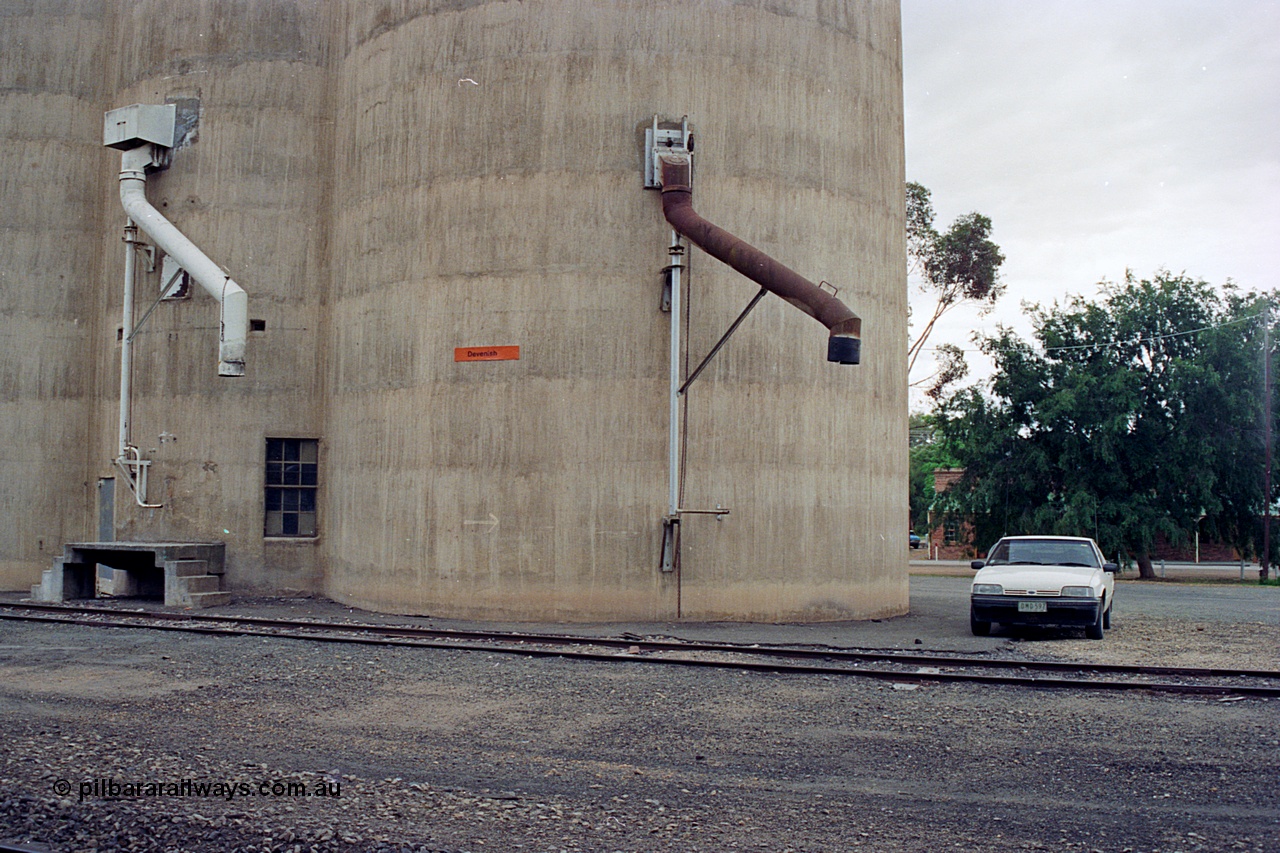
[{"left": 985, "top": 539, "right": 1099, "bottom": 568}]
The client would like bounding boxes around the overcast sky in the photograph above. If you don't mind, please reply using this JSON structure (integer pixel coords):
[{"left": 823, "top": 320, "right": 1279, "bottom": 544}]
[{"left": 901, "top": 0, "right": 1280, "bottom": 409}]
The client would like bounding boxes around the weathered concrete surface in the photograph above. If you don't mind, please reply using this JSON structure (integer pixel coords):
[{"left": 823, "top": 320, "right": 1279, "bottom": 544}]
[
  {"left": 0, "top": 1, "right": 106, "bottom": 589},
  {"left": 323, "top": 0, "right": 908, "bottom": 621},
  {"left": 0, "top": 1, "right": 908, "bottom": 622},
  {"left": 96, "top": 0, "right": 330, "bottom": 592}
]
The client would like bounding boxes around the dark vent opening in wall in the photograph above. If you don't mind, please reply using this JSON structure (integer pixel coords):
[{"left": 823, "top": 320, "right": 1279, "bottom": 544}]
[{"left": 250, "top": 319, "right": 266, "bottom": 332}]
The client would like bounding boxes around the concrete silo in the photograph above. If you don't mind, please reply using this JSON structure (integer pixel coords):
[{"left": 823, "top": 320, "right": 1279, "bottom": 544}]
[
  {"left": 4, "top": 0, "right": 907, "bottom": 623},
  {"left": 322, "top": 0, "right": 908, "bottom": 620},
  {"left": 0, "top": 1, "right": 105, "bottom": 589},
  {"left": 92, "top": 0, "right": 330, "bottom": 590}
]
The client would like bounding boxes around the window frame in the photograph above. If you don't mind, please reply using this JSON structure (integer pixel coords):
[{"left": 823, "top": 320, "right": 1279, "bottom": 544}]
[
  {"left": 943, "top": 520, "right": 960, "bottom": 546},
  {"left": 264, "top": 437, "right": 319, "bottom": 538}
]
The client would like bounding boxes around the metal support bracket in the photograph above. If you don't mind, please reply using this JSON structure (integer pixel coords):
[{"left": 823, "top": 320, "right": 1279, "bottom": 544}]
[
  {"left": 661, "top": 508, "right": 731, "bottom": 573},
  {"left": 679, "top": 287, "right": 769, "bottom": 395},
  {"left": 660, "top": 244, "right": 685, "bottom": 313},
  {"left": 129, "top": 257, "right": 189, "bottom": 344},
  {"left": 160, "top": 253, "right": 191, "bottom": 300},
  {"left": 660, "top": 516, "right": 679, "bottom": 573},
  {"left": 114, "top": 447, "right": 162, "bottom": 508},
  {"left": 122, "top": 226, "right": 154, "bottom": 267}
]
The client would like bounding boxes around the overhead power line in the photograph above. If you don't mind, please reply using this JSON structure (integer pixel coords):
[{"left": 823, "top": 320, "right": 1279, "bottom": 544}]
[{"left": 913, "top": 310, "right": 1268, "bottom": 357}]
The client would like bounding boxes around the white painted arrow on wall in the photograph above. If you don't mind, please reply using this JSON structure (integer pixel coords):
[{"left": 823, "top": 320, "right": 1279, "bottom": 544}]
[{"left": 463, "top": 513, "right": 500, "bottom": 533}]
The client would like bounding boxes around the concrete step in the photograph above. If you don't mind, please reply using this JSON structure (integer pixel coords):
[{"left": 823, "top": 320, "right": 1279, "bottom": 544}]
[
  {"left": 168, "top": 560, "right": 210, "bottom": 578},
  {"left": 29, "top": 563, "right": 91, "bottom": 603},
  {"left": 187, "top": 591, "right": 231, "bottom": 608},
  {"left": 163, "top": 562, "right": 227, "bottom": 606},
  {"left": 181, "top": 575, "right": 222, "bottom": 594}
]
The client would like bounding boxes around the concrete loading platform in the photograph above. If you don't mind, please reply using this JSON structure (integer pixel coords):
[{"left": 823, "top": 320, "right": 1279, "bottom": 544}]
[{"left": 31, "top": 542, "right": 228, "bottom": 609}]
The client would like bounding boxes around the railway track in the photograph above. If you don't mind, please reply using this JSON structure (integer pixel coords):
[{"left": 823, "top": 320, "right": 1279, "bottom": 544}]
[{"left": 2, "top": 601, "right": 1277, "bottom": 698}]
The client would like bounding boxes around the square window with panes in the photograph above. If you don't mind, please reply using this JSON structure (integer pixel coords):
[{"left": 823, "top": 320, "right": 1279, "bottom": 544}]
[
  {"left": 265, "top": 438, "right": 318, "bottom": 537},
  {"left": 943, "top": 520, "right": 960, "bottom": 546}
]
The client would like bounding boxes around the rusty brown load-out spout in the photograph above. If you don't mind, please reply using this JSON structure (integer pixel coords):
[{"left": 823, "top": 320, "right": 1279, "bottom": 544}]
[{"left": 658, "top": 154, "right": 861, "bottom": 365}]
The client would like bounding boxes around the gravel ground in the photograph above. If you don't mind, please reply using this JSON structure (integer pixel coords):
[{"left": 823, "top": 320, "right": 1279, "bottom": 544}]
[
  {"left": 992, "top": 612, "right": 1279, "bottom": 671},
  {"left": 1, "top": 595, "right": 1277, "bottom": 853}
]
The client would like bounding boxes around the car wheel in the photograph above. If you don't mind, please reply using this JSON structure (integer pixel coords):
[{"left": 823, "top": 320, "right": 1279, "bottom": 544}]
[
  {"left": 970, "top": 607, "right": 992, "bottom": 637},
  {"left": 1085, "top": 599, "right": 1105, "bottom": 640},
  {"left": 1103, "top": 601, "right": 1112, "bottom": 629}
]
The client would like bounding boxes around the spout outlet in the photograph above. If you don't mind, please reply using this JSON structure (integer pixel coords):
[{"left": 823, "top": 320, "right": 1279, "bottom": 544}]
[{"left": 828, "top": 336, "right": 861, "bottom": 365}]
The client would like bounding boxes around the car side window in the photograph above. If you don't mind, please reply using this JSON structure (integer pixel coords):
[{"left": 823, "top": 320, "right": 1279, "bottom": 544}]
[{"left": 986, "top": 542, "right": 1011, "bottom": 565}]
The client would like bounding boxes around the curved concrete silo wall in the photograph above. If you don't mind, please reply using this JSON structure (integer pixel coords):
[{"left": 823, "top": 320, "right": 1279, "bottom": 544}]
[
  {"left": 0, "top": 1, "right": 105, "bottom": 588},
  {"left": 98, "top": 0, "right": 330, "bottom": 590},
  {"left": 324, "top": 0, "right": 908, "bottom": 620}
]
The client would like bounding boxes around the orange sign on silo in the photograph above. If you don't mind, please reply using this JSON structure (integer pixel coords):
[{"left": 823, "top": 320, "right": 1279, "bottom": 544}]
[{"left": 454, "top": 346, "right": 520, "bottom": 362}]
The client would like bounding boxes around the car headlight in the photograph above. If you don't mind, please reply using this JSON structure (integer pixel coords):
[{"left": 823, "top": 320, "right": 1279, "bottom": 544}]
[
  {"left": 1060, "top": 585, "right": 1098, "bottom": 598},
  {"left": 973, "top": 584, "right": 1003, "bottom": 595}
]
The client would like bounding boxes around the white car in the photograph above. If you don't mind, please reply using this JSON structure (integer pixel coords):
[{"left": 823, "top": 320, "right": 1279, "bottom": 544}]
[{"left": 969, "top": 535, "right": 1118, "bottom": 639}]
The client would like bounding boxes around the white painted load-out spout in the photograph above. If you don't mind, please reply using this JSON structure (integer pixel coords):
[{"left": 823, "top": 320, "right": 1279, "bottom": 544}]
[{"left": 117, "top": 144, "right": 247, "bottom": 376}]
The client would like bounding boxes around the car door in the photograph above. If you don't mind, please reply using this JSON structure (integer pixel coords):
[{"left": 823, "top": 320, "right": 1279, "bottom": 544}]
[{"left": 1093, "top": 540, "right": 1115, "bottom": 604}]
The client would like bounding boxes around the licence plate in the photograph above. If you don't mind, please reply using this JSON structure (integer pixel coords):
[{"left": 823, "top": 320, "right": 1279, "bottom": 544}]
[{"left": 1017, "top": 601, "right": 1048, "bottom": 613}]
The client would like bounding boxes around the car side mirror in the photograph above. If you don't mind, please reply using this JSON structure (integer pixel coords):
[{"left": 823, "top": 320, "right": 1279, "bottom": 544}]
[
  {"left": 1103, "top": 562, "right": 1119, "bottom": 573},
  {"left": 970, "top": 560, "right": 985, "bottom": 571}
]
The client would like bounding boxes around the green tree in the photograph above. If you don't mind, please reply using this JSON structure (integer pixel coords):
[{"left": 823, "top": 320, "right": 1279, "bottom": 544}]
[
  {"left": 935, "top": 272, "right": 1277, "bottom": 579},
  {"left": 909, "top": 413, "right": 960, "bottom": 534},
  {"left": 1195, "top": 288, "right": 1278, "bottom": 574},
  {"left": 906, "top": 182, "right": 1006, "bottom": 399}
]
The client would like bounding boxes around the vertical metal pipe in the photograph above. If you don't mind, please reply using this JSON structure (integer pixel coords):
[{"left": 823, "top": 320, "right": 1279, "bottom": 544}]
[
  {"left": 115, "top": 221, "right": 161, "bottom": 508},
  {"left": 118, "top": 220, "right": 136, "bottom": 459},
  {"left": 667, "top": 231, "right": 684, "bottom": 518}
]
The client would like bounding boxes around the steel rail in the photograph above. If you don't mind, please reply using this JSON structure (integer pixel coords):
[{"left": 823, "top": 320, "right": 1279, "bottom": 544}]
[
  {"left": 0, "top": 843, "right": 54, "bottom": 853},
  {"left": 1, "top": 604, "right": 1276, "bottom": 697},
  {"left": 3, "top": 601, "right": 1275, "bottom": 681}
]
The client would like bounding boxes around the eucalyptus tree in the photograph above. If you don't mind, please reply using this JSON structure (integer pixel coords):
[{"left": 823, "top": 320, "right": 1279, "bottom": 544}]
[
  {"left": 934, "top": 272, "right": 1277, "bottom": 579},
  {"left": 906, "top": 182, "right": 1006, "bottom": 400}
]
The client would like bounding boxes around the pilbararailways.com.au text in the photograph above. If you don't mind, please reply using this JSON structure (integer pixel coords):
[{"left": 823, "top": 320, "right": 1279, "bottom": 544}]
[{"left": 56, "top": 777, "right": 342, "bottom": 802}]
